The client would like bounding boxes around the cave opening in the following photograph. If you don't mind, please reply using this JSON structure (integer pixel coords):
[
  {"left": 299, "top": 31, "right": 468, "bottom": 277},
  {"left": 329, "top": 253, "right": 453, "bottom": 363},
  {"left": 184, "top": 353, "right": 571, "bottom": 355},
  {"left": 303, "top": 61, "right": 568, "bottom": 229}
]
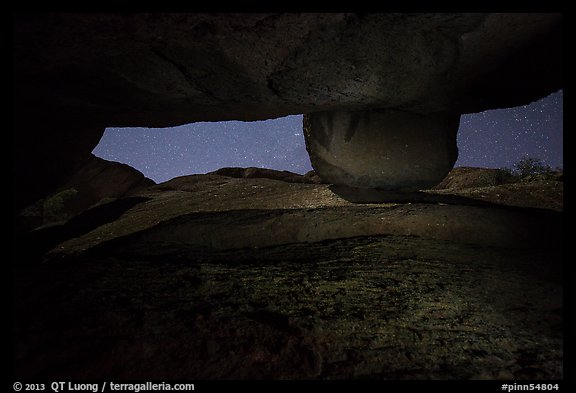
[
  {"left": 456, "top": 89, "right": 563, "bottom": 171},
  {"left": 92, "top": 91, "right": 562, "bottom": 185},
  {"left": 93, "top": 115, "right": 312, "bottom": 184},
  {"left": 13, "top": 13, "right": 564, "bottom": 381}
]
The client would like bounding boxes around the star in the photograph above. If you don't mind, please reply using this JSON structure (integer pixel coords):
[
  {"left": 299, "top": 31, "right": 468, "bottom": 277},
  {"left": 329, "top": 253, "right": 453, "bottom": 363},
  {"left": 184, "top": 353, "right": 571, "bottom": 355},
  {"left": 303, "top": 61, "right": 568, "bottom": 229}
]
[{"left": 93, "top": 90, "right": 563, "bottom": 183}]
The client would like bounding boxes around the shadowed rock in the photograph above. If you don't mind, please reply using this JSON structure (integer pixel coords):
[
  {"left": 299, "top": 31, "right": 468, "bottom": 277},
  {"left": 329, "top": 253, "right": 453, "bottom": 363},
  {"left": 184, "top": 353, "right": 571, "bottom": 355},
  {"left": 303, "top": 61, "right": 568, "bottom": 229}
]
[
  {"left": 17, "top": 155, "right": 154, "bottom": 232},
  {"left": 329, "top": 185, "right": 498, "bottom": 206},
  {"left": 304, "top": 109, "right": 460, "bottom": 191}
]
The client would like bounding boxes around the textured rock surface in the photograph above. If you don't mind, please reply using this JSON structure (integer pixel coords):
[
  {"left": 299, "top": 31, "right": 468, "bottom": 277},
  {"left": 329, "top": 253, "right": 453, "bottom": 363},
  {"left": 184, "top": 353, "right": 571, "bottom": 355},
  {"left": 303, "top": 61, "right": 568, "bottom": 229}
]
[
  {"left": 431, "top": 180, "right": 564, "bottom": 212},
  {"left": 13, "top": 13, "right": 562, "bottom": 206},
  {"left": 64, "top": 154, "right": 155, "bottom": 200},
  {"left": 328, "top": 168, "right": 563, "bottom": 208},
  {"left": 13, "top": 171, "right": 562, "bottom": 379},
  {"left": 430, "top": 167, "right": 563, "bottom": 211},
  {"left": 433, "top": 167, "right": 516, "bottom": 190},
  {"left": 13, "top": 13, "right": 561, "bottom": 124},
  {"left": 32, "top": 172, "right": 560, "bottom": 260},
  {"left": 210, "top": 167, "right": 324, "bottom": 184},
  {"left": 12, "top": 12, "right": 565, "bottom": 378},
  {"left": 13, "top": 236, "right": 562, "bottom": 380},
  {"left": 304, "top": 109, "right": 460, "bottom": 190}
]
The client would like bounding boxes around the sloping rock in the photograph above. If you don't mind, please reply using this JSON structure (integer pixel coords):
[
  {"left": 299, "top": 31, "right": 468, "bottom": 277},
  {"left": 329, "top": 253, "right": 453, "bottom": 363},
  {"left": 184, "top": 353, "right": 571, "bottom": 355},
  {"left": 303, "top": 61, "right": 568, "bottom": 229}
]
[
  {"left": 17, "top": 155, "right": 154, "bottom": 231},
  {"left": 65, "top": 154, "right": 155, "bottom": 199},
  {"left": 521, "top": 171, "right": 563, "bottom": 183},
  {"left": 431, "top": 180, "right": 563, "bottom": 212},
  {"left": 433, "top": 167, "right": 516, "bottom": 190},
  {"left": 304, "top": 170, "right": 326, "bottom": 184},
  {"left": 210, "top": 167, "right": 322, "bottom": 184},
  {"left": 429, "top": 167, "right": 563, "bottom": 211},
  {"left": 39, "top": 171, "right": 562, "bottom": 259},
  {"left": 13, "top": 172, "right": 562, "bottom": 379}
]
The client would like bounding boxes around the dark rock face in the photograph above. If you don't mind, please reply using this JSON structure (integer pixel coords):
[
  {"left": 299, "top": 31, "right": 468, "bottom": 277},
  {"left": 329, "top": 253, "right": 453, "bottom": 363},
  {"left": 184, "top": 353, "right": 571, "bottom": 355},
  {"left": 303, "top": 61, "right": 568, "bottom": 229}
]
[
  {"left": 17, "top": 155, "right": 154, "bottom": 231},
  {"left": 304, "top": 109, "right": 460, "bottom": 191},
  {"left": 13, "top": 13, "right": 561, "bottom": 124},
  {"left": 13, "top": 171, "right": 562, "bottom": 379},
  {"left": 14, "top": 236, "right": 562, "bottom": 379},
  {"left": 13, "top": 13, "right": 562, "bottom": 204},
  {"left": 12, "top": 118, "right": 105, "bottom": 212},
  {"left": 65, "top": 154, "right": 155, "bottom": 200}
]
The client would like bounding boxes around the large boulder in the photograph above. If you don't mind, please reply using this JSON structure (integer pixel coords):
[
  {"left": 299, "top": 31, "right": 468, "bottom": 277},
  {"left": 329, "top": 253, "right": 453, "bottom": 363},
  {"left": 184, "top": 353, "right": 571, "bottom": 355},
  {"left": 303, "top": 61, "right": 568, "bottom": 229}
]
[{"left": 304, "top": 109, "right": 460, "bottom": 191}]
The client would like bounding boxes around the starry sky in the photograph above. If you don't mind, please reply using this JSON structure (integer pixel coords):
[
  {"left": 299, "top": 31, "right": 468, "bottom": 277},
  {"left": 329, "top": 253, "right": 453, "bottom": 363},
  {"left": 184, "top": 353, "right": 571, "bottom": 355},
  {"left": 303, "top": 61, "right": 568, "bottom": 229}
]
[{"left": 93, "top": 90, "right": 563, "bottom": 184}]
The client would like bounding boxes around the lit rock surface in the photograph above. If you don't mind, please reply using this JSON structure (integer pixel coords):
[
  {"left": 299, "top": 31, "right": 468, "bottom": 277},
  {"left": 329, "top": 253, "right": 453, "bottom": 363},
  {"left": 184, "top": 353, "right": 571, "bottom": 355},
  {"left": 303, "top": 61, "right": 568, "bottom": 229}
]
[
  {"left": 13, "top": 170, "right": 562, "bottom": 379},
  {"left": 433, "top": 167, "right": 516, "bottom": 190},
  {"left": 32, "top": 170, "right": 561, "bottom": 258}
]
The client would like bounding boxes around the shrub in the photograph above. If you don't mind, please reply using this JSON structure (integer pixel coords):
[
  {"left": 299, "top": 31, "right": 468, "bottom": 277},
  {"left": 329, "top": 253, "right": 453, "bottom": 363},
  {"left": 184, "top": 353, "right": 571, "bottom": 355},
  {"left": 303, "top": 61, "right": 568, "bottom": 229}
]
[
  {"left": 43, "top": 188, "right": 79, "bottom": 223},
  {"left": 502, "top": 157, "right": 556, "bottom": 178},
  {"left": 513, "top": 157, "right": 554, "bottom": 177}
]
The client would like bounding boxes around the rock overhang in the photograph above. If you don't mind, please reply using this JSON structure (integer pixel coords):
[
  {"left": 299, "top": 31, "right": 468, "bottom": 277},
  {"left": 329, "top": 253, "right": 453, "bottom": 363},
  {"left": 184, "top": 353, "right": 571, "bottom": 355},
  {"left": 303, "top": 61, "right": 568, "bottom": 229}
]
[
  {"left": 12, "top": 13, "right": 563, "bottom": 206},
  {"left": 13, "top": 13, "right": 562, "bottom": 125}
]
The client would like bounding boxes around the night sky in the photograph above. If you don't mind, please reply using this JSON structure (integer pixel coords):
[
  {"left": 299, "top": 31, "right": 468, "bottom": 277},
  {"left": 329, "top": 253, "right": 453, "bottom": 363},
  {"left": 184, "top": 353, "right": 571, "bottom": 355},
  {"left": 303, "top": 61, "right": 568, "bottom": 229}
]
[{"left": 94, "top": 90, "right": 563, "bottom": 184}]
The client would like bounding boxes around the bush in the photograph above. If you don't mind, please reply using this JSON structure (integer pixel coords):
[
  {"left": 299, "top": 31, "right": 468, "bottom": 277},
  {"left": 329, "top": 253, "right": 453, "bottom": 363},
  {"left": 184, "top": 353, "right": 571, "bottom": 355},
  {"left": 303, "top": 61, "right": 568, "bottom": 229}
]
[
  {"left": 43, "top": 188, "right": 79, "bottom": 223},
  {"left": 514, "top": 157, "right": 554, "bottom": 177},
  {"left": 503, "top": 157, "right": 556, "bottom": 178}
]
